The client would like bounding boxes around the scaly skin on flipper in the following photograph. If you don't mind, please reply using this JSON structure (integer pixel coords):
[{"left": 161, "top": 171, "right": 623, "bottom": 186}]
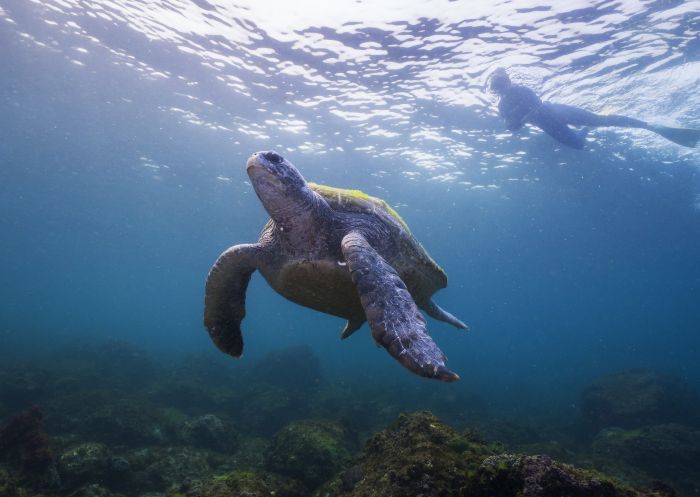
[
  {"left": 341, "top": 231, "right": 459, "bottom": 382},
  {"left": 204, "top": 243, "right": 263, "bottom": 357}
]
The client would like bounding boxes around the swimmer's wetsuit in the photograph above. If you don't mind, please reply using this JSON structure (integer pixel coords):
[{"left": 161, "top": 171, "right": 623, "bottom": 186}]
[{"left": 498, "top": 85, "right": 700, "bottom": 149}]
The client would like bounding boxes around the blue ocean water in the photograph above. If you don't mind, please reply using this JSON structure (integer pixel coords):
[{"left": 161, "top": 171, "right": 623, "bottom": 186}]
[{"left": 1, "top": 0, "right": 699, "bottom": 418}]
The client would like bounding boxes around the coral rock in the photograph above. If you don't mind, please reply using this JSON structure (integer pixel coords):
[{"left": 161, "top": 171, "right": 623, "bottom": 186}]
[
  {"left": 265, "top": 419, "right": 355, "bottom": 488},
  {"left": 58, "top": 442, "right": 113, "bottom": 488}
]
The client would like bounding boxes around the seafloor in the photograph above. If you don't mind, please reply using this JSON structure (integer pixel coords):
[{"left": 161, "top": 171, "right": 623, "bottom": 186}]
[{"left": 1, "top": 339, "right": 699, "bottom": 497}]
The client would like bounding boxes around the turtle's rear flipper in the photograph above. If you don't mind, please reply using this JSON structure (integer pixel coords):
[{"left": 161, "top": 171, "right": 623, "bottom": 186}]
[
  {"left": 341, "top": 319, "right": 365, "bottom": 339},
  {"left": 422, "top": 299, "right": 469, "bottom": 330},
  {"left": 204, "top": 244, "right": 262, "bottom": 358},
  {"left": 341, "top": 232, "right": 459, "bottom": 382}
]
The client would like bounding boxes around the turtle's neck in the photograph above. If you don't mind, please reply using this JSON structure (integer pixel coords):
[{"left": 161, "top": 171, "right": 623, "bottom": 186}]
[{"left": 264, "top": 185, "right": 332, "bottom": 247}]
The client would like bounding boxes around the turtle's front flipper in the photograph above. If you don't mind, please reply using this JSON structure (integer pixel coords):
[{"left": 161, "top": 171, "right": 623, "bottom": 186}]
[
  {"left": 341, "top": 232, "right": 458, "bottom": 382},
  {"left": 204, "top": 244, "right": 262, "bottom": 358},
  {"left": 421, "top": 299, "right": 469, "bottom": 330}
]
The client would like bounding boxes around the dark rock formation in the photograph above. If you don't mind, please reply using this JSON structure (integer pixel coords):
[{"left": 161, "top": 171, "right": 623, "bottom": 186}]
[{"left": 0, "top": 406, "right": 53, "bottom": 471}]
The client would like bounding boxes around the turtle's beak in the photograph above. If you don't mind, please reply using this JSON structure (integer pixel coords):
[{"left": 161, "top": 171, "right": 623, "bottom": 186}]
[
  {"left": 246, "top": 153, "right": 261, "bottom": 172},
  {"left": 245, "top": 153, "right": 267, "bottom": 181},
  {"left": 247, "top": 151, "right": 285, "bottom": 172},
  {"left": 246, "top": 153, "right": 285, "bottom": 193}
]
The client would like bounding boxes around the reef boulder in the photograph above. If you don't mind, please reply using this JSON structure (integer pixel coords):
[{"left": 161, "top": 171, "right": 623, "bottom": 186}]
[
  {"left": 57, "top": 442, "right": 120, "bottom": 489},
  {"left": 180, "top": 414, "right": 237, "bottom": 452},
  {"left": 317, "top": 411, "right": 494, "bottom": 497},
  {"left": 465, "top": 453, "right": 662, "bottom": 497},
  {"left": 264, "top": 419, "right": 355, "bottom": 489},
  {"left": 126, "top": 446, "right": 215, "bottom": 490}
]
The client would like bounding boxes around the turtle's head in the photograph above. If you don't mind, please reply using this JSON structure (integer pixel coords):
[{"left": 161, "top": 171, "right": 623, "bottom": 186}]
[{"left": 246, "top": 151, "right": 318, "bottom": 227}]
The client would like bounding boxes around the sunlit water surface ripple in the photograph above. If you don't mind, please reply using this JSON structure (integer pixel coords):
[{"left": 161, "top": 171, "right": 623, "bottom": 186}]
[{"left": 2, "top": 0, "right": 699, "bottom": 189}]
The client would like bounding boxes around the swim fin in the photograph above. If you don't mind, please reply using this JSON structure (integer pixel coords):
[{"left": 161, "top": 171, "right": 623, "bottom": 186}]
[{"left": 648, "top": 125, "right": 700, "bottom": 148}]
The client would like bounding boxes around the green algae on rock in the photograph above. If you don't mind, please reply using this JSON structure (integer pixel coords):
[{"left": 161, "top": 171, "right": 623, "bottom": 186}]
[
  {"left": 317, "top": 411, "right": 491, "bottom": 497},
  {"left": 317, "top": 411, "right": 670, "bottom": 497},
  {"left": 165, "top": 469, "right": 305, "bottom": 497},
  {"left": 57, "top": 442, "right": 113, "bottom": 488},
  {"left": 265, "top": 419, "right": 356, "bottom": 488}
]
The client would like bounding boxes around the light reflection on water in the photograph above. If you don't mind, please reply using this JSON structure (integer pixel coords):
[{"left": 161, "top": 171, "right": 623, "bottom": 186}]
[{"left": 2, "top": 0, "right": 699, "bottom": 189}]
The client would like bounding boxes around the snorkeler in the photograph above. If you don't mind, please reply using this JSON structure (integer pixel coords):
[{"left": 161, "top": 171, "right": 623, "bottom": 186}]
[{"left": 488, "top": 67, "right": 700, "bottom": 149}]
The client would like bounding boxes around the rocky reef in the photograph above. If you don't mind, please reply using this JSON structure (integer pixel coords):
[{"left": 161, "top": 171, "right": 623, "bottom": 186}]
[
  {"left": 576, "top": 370, "right": 700, "bottom": 496},
  {"left": 0, "top": 341, "right": 697, "bottom": 497},
  {"left": 317, "top": 411, "right": 667, "bottom": 497}
]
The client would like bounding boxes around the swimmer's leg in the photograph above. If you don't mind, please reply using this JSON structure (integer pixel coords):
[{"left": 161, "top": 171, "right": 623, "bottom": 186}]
[
  {"left": 548, "top": 104, "right": 699, "bottom": 147},
  {"left": 530, "top": 105, "right": 587, "bottom": 149},
  {"left": 540, "top": 122, "right": 587, "bottom": 149},
  {"left": 546, "top": 103, "right": 650, "bottom": 129}
]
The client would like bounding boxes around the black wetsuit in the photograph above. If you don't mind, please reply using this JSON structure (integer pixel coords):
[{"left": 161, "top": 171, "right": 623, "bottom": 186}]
[{"left": 498, "top": 85, "right": 651, "bottom": 149}]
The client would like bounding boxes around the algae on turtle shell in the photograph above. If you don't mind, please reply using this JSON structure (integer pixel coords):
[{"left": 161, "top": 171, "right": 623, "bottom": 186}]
[{"left": 308, "top": 182, "right": 410, "bottom": 231}]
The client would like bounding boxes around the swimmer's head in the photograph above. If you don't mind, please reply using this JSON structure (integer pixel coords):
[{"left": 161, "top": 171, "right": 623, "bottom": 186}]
[{"left": 488, "top": 67, "right": 511, "bottom": 95}]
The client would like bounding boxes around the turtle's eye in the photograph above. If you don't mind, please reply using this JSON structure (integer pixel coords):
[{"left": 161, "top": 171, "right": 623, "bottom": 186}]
[{"left": 262, "top": 151, "right": 284, "bottom": 164}]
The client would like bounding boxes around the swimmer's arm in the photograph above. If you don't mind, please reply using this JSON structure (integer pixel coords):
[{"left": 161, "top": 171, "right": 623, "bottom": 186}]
[
  {"left": 500, "top": 86, "right": 540, "bottom": 132},
  {"left": 506, "top": 107, "right": 537, "bottom": 132},
  {"left": 499, "top": 102, "right": 526, "bottom": 131},
  {"left": 506, "top": 117, "right": 526, "bottom": 132}
]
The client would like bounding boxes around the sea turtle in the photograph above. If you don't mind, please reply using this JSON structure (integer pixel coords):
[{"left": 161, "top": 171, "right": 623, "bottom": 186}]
[{"left": 204, "top": 151, "right": 468, "bottom": 381}]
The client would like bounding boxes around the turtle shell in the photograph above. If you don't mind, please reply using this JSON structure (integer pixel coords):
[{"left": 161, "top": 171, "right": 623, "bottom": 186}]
[
  {"left": 307, "top": 182, "right": 447, "bottom": 291},
  {"left": 308, "top": 182, "right": 408, "bottom": 230}
]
